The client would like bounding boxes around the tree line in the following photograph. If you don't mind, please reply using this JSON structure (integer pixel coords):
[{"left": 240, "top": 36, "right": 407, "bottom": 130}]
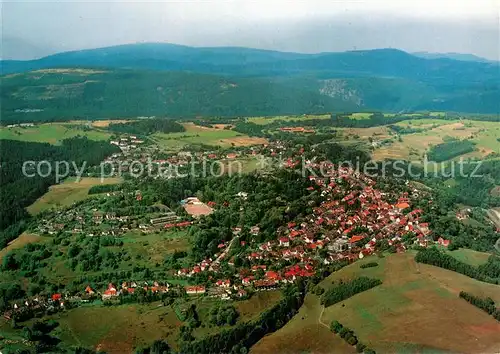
[
  {"left": 107, "top": 118, "right": 185, "bottom": 135},
  {"left": 415, "top": 248, "right": 499, "bottom": 284},
  {"left": 330, "top": 320, "right": 376, "bottom": 353},
  {"left": 459, "top": 291, "right": 500, "bottom": 322},
  {"left": 320, "top": 277, "right": 382, "bottom": 308}
]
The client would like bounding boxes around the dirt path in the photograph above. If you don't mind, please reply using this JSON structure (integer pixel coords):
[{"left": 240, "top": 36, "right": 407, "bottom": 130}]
[{"left": 318, "top": 305, "right": 329, "bottom": 329}]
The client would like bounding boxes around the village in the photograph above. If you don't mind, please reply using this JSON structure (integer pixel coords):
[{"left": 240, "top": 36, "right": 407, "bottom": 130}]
[{"left": 3, "top": 134, "right": 454, "bottom": 323}]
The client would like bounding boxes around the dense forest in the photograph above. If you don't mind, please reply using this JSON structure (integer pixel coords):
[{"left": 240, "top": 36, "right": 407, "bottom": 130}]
[
  {"left": 107, "top": 118, "right": 185, "bottom": 135},
  {"left": 427, "top": 139, "right": 476, "bottom": 162},
  {"left": 0, "top": 138, "right": 119, "bottom": 247}
]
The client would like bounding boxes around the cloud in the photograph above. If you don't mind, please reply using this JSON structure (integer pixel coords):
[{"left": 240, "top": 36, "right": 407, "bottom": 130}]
[{"left": 2, "top": 0, "right": 499, "bottom": 59}]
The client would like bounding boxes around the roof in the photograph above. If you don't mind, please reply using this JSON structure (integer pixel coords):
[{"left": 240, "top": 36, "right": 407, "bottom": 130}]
[
  {"left": 395, "top": 202, "right": 410, "bottom": 210},
  {"left": 349, "top": 235, "right": 366, "bottom": 243}
]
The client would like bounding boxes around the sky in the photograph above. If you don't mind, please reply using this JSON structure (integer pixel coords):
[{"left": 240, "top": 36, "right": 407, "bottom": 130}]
[{"left": 2, "top": 0, "right": 499, "bottom": 60}]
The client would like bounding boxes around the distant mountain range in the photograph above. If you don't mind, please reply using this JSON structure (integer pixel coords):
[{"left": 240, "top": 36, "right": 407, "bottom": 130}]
[
  {"left": 412, "top": 51, "right": 496, "bottom": 63},
  {"left": 1, "top": 43, "right": 499, "bottom": 118}
]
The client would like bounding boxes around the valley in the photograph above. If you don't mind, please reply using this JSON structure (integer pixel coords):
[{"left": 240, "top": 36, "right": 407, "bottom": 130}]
[{"left": 0, "top": 44, "right": 499, "bottom": 354}]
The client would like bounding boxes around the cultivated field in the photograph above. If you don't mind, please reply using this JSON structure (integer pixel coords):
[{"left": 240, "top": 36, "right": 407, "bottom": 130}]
[
  {"left": 370, "top": 120, "right": 500, "bottom": 162},
  {"left": 318, "top": 252, "right": 500, "bottom": 353},
  {"left": 151, "top": 123, "right": 267, "bottom": 151},
  {"left": 247, "top": 114, "right": 331, "bottom": 125},
  {"left": 0, "top": 123, "right": 111, "bottom": 144},
  {"left": 90, "top": 119, "right": 133, "bottom": 128},
  {"left": 27, "top": 177, "right": 122, "bottom": 215}
]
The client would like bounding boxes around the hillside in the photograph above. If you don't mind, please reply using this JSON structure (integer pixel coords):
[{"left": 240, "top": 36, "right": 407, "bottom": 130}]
[
  {"left": 1, "top": 44, "right": 499, "bottom": 117},
  {"left": 1, "top": 68, "right": 357, "bottom": 122},
  {"left": 253, "top": 252, "right": 500, "bottom": 354}
]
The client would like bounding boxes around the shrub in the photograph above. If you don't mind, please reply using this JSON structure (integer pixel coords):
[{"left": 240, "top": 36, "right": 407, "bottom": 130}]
[{"left": 360, "top": 262, "right": 378, "bottom": 269}]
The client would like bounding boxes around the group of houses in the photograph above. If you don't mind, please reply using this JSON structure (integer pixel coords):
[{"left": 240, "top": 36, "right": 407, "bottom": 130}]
[{"left": 174, "top": 148, "right": 448, "bottom": 294}]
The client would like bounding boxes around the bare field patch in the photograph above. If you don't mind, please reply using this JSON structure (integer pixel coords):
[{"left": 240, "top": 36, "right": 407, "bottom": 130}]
[
  {"left": 341, "top": 126, "right": 391, "bottom": 139},
  {"left": 220, "top": 136, "right": 268, "bottom": 146},
  {"left": 91, "top": 120, "right": 132, "bottom": 128},
  {"left": 212, "top": 124, "right": 234, "bottom": 129}
]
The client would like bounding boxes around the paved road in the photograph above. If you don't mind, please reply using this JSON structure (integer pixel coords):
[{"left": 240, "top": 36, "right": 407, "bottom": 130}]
[{"left": 209, "top": 235, "right": 239, "bottom": 271}]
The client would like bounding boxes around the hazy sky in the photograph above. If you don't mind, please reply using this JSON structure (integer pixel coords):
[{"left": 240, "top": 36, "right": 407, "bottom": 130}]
[{"left": 2, "top": 0, "right": 499, "bottom": 59}]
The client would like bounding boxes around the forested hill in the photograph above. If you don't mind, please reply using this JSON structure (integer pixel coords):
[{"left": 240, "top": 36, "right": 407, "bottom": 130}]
[
  {"left": 0, "top": 138, "right": 119, "bottom": 247},
  {"left": 1, "top": 44, "right": 499, "bottom": 118},
  {"left": 2, "top": 44, "right": 497, "bottom": 85},
  {"left": 1, "top": 69, "right": 358, "bottom": 122}
]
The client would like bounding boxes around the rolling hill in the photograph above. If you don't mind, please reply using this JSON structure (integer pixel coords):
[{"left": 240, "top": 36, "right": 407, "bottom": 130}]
[{"left": 1, "top": 43, "right": 499, "bottom": 119}]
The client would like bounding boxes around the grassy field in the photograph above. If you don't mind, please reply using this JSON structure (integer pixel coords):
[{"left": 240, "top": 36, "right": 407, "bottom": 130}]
[
  {"left": 27, "top": 177, "right": 123, "bottom": 215},
  {"left": 26, "top": 229, "right": 191, "bottom": 286},
  {"left": 371, "top": 120, "right": 500, "bottom": 161},
  {"left": 151, "top": 123, "right": 267, "bottom": 151},
  {"left": 0, "top": 233, "right": 44, "bottom": 263},
  {"left": 317, "top": 252, "right": 500, "bottom": 354},
  {"left": 0, "top": 291, "right": 284, "bottom": 354},
  {"left": 120, "top": 229, "right": 191, "bottom": 265},
  {"left": 0, "top": 123, "right": 111, "bottom": 144},
  {"left": 191, "top": 290, "right": 283, "bottom": 338},
  {"left": 40, "top": 303, "right": 181, "bottom": 354},
  {"left": 254, "top": 252, "right": 500, "bottom": 354},
  {"left": 446, "top": 248, "right": 492, "bottom": 266},
  {"left": 251, "top": 292, "right": 355, "bottom": 354},
  {"left": 219, "top": 157, "right": 262, "bottom": 175},
  {"left": 247, "top": 114, "right": 331, "bottom": 125}
]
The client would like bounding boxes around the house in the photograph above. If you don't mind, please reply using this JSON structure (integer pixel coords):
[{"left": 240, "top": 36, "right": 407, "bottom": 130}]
[
  {"left": 102, "top": 284, "right": 119, "bottom": 300},
  {"left": 349, "top": 235, "right": 365, "bottom": 244},
  {"left": 250, "top": 226, "right": 260, "bottom": 235},
  {"left": 216, "top": 279, "right": 231, "bottom": 288},
  {"left": 242, "top": 277, "right": 254, "bottom": 285},
  {"left": 395, "top": 202, "right": 410, "bottom": 210},
  {"left": 437, "top": 237, "right": 450, "bottom": 247},
  {"left": 85, "top": 286, "right": 95, "bottom": 295},
  {"left": 185, "top": 285, "right": 206, "bottom": 295},
  {"left": 253, "top": 279, "right": 278, "bottom": 290},
  {"left": 279, "top": 237, "right": 290, "bottom": 247}
]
